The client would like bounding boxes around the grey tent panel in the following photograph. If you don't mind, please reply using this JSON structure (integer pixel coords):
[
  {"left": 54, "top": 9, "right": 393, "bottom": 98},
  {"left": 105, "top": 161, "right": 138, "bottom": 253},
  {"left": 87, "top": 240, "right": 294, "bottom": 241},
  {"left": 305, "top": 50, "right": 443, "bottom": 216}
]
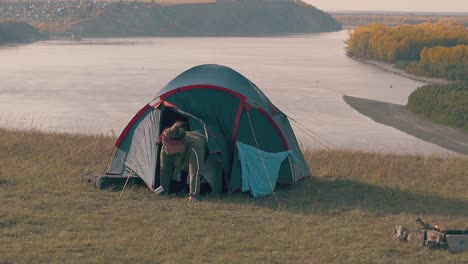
[{"left": 108, "top": 108, "right": 161, "bottom": 189}]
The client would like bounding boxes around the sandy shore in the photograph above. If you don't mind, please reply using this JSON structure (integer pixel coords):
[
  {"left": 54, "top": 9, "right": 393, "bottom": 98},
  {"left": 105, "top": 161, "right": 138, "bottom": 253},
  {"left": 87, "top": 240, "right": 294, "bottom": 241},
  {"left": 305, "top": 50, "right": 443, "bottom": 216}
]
[
  {"left": 343, "top": 95, "right": 468, "bottom": 155},
  {"left": 346, "top": 57, "right": 466, "bottom": 155},
  {"left": 351, "top": 56, "right": 453, "bottom": 85}
]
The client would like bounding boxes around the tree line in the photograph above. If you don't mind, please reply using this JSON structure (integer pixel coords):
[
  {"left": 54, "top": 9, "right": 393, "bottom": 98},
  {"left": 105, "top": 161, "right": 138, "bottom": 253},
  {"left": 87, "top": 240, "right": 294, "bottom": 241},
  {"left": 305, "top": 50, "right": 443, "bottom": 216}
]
[
  {"left": 407, "top": 82, "right": 468, "bottom": 131},
  {"left": 405, "top": 45, "right": 468, "bottom": 80},
  {"left": 332, "top": 14, "right": 468, "bottom": 28},
  {"left": 347, "top": 22, "right": 468, "bottom": 80},
  {"left": 0, "top": 21, "right": 45, "bottom": 45}
]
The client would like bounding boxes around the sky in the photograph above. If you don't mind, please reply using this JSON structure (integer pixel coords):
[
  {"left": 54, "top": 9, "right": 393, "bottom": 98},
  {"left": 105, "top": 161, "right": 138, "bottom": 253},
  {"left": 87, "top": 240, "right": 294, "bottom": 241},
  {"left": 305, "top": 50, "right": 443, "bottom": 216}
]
[{"left": 304, "top": 0, "right": 468, "bottom": 13}]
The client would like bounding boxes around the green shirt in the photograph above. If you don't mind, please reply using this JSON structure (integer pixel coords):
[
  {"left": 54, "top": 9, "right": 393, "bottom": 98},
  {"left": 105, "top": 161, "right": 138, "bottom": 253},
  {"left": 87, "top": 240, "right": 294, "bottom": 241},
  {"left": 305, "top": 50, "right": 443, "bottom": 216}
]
[{"left": 159, "top": 132, "right": 207, "bottom": 196}]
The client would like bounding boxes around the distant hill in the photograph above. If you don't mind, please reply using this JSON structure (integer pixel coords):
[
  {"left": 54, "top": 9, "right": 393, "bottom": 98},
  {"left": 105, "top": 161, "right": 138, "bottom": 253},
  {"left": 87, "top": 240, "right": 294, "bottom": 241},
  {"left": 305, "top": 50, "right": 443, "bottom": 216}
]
[
  {"left": 0, "top": 21, "right": 46, "bottom": 45},
  {"left": 76, "top": 1, "right": 341, "bottom": 37}
]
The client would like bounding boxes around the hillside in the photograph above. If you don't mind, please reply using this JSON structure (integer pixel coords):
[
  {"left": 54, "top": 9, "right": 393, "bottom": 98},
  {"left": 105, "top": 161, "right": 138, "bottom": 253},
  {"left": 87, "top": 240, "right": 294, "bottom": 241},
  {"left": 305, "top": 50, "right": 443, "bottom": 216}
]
[
  {"left": 76, "top": 1, "right": 342, "bottom": 37},
  {"left": 0, "top": 21, "right": 46, "bottom": 45},
  {"left": 0, "top": 128, "right": 467, "bottom": 262}
]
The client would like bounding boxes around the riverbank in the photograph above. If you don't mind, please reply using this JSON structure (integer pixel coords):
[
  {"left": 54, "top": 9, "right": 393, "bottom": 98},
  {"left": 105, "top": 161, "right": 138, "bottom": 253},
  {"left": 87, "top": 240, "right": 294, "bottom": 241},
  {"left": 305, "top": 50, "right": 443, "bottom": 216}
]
[
  {"left": 0, "top": 128, "right": 467, "bottom": 262},
  {"left": 343, "top": 95, "right": 468, "bottom": 155},
  {"left": 350, "top": 56, "right": 453, "bottom": 85}
]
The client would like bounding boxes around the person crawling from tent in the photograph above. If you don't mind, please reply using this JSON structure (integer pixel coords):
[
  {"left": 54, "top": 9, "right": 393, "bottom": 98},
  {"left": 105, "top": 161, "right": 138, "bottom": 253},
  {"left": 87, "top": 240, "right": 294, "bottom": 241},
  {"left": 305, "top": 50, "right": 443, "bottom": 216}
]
[{"left": 157, "top": 121, "right": 209, "bottom": 203}]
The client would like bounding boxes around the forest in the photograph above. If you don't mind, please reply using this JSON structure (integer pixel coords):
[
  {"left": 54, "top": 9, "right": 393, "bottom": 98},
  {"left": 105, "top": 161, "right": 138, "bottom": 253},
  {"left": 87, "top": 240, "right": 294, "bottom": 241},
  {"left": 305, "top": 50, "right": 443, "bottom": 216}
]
[
  {"left": 347, "top": 22, "right": 468, "bottom": 80},
  {"left": 407, "top": 82, "right": 468, "bottom": 131},
  {"left": 0, "top": 21, "right": 45, "bottom": 45}
]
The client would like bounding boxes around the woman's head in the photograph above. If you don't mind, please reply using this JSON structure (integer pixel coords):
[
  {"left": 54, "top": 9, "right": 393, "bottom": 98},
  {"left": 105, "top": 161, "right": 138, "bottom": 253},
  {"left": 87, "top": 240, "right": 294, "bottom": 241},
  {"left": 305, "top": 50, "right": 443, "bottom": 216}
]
[
  {"left": 164, "top": 121, "right": 186, "bottom": 141},
  {"left": 162, "top": 121, "right": 186, "bottom": 155}
]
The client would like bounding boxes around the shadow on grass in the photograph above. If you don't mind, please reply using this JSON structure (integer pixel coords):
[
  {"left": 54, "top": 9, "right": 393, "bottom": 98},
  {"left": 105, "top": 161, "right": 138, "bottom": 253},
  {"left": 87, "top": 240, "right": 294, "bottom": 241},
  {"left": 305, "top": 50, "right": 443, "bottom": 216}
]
[
  {"left": 81, "top": 175, "right": 467, "bottom": 218},
  {"left": 0, "top": 178, "right": 15, "bottom": 188},
  {"left": 219, "top": 177, "right": 468, "bottom": 217}
]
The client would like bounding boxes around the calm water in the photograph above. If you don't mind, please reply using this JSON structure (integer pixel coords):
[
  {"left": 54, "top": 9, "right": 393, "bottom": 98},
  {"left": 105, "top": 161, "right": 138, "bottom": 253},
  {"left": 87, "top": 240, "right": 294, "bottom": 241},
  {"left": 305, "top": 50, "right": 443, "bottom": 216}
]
[{"left": 0, "top": 30, "right": 452, "bottom": 154}]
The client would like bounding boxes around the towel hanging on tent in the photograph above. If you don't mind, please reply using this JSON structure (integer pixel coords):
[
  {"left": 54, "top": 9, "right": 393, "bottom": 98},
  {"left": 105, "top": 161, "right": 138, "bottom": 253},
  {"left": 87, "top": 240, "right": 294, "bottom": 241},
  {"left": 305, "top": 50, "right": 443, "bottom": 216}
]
[{"left": 236, "top": 141, "right": 297, "bottom": 197}]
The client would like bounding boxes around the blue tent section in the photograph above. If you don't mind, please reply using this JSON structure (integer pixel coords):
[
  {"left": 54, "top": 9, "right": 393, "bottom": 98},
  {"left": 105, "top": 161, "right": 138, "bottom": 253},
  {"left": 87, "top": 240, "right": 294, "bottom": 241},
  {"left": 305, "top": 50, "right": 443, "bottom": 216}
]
[{"left": 238, "top": 142, "right": 297, "bottom": 197}]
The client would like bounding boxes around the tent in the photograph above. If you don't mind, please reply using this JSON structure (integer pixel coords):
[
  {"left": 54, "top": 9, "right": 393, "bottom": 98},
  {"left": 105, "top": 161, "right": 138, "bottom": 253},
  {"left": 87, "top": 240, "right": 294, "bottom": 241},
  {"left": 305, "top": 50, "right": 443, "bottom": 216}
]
[{"left": 106, "top": 64, "right": 311, "bottom": 195}]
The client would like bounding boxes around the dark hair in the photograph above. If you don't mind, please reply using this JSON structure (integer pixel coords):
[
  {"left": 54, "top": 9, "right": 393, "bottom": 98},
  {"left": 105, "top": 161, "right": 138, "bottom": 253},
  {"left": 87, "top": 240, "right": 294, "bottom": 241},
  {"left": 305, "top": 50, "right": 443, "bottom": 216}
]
[{"left": 164, "top": 121, "right": 186, "bottom": 140}]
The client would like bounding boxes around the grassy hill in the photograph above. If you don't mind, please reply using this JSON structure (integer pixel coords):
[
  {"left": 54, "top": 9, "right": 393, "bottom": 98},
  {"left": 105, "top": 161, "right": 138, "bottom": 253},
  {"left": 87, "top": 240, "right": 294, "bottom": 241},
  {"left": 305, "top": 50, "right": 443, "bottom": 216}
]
[
  {"left": 0, "top": 128, "right": 467, "bottom": 262},
  {"left": 76, "top": 1, "right": 341, "bottom": 37}
]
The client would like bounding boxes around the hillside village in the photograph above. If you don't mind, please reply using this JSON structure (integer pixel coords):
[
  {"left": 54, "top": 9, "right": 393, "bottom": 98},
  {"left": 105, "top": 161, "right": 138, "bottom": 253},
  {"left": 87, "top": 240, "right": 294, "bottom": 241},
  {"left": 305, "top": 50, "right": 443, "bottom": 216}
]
[
  {"left": 0, "top": 0, "right": 341, "bottom": 37},
  {"left": 1, "top": 0, "right": 341, "bottom": 37}
]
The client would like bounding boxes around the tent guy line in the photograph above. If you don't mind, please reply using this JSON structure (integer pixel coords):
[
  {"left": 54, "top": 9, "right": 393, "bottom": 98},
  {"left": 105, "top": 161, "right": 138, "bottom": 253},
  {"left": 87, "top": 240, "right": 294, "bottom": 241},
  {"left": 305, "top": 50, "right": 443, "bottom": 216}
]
[{"left": 288, "top": 117, "right": 333, "bottom": 150}]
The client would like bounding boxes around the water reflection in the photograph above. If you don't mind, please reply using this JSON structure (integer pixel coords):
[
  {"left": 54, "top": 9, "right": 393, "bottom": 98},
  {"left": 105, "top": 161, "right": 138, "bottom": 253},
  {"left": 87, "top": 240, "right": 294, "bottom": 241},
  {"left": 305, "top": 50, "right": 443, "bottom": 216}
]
[{"left": 0, "top": 30, "right": 452, "bottom": 155}]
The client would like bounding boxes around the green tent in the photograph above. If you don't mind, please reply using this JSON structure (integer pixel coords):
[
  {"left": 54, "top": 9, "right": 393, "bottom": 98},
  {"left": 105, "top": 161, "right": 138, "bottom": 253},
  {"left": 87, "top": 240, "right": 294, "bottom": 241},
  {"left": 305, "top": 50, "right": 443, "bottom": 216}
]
[{"left": 106, "top": 64, "right": 311, "bottom": 195}]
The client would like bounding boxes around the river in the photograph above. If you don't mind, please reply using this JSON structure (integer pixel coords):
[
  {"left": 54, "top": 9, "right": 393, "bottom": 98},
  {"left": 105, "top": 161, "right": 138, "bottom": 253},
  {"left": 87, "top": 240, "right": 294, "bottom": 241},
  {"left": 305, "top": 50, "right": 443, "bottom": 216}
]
[{"left": 0, "top": 30, "right": 452, "bottom": 155}]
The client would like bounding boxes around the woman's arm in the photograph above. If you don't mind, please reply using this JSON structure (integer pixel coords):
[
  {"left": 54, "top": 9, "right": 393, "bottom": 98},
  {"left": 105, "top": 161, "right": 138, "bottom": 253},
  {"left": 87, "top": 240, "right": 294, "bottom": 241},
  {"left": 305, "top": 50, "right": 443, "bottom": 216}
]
[{"left": 159, "top": 149, "right": 175, "bottom": 192}]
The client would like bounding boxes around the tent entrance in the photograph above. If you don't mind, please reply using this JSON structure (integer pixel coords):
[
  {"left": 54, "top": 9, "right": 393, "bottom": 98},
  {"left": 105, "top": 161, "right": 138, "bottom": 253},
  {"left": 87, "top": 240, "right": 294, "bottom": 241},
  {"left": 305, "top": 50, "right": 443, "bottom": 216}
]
[
  {"left": 154, "top": 107, "right": 216, "bottom": 194},
  {"left": 154, "top": 107, "right": 189, "bottom": 188}
]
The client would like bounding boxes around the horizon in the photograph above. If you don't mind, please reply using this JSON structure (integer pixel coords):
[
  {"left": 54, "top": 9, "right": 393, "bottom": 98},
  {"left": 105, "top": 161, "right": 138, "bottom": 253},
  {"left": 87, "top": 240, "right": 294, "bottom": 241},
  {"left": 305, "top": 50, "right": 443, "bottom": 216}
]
[
  {"left": 304, "top": 0, "right": 468, "bottom": 13},
  {"left": 2, "top": 0, "right": 468, "bottom": 13},
  {"left": 326, "top": 10, "right": 468, "bottom": 16}
]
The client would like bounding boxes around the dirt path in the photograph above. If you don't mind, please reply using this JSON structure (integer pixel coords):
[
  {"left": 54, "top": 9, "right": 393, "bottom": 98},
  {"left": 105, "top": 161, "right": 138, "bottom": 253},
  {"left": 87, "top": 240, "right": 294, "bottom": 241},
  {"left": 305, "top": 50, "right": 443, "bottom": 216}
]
[{"left": 343, "top": 95, "right": 468, "bottom": 155}]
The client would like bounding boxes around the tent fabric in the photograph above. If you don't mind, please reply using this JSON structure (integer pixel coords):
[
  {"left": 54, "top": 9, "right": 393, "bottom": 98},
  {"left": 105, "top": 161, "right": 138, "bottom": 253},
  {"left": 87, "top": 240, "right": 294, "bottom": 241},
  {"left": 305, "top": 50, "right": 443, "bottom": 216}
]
[
  {"left": 108, "top": 108, "right": 161, "bottom": 189},
  {"left": 237, "top": 141, "right": 297, "bottom": 197},
  {"left": 274, "top": 115, "right": 311, "bottom": 182},
  {"left": 108, "top": 64, "right": 312, "bottom": 195},
  {"left": 154, "top": 64, "right": 274, "bottom": 116}
]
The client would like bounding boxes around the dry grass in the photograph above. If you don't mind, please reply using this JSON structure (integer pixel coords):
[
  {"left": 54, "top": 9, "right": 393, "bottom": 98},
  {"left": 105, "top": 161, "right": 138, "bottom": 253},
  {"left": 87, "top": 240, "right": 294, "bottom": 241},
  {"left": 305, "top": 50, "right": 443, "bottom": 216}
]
[{"left": 0, "top": 128, "right": 467, "bottom": 263}]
